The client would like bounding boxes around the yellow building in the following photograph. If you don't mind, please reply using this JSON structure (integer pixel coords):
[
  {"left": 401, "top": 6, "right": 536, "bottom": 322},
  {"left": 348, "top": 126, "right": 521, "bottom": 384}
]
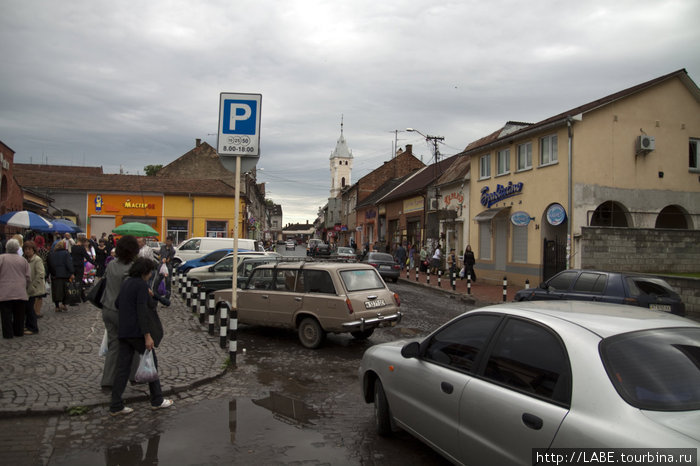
[
  {"left": 163, "top": 194, "right": 245, "bottom": 243},
  {"left": 461, "top": 69, "right": 700, "bottom": 286}
]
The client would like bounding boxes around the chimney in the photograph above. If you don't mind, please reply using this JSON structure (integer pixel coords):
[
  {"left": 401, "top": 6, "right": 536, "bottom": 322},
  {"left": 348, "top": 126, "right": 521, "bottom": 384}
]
[
  {"left": 406, "top": 144, "right": 412, "bottom": 155},
  {"left": 196, "top": 138, "right": 201, "bottom": 147}
]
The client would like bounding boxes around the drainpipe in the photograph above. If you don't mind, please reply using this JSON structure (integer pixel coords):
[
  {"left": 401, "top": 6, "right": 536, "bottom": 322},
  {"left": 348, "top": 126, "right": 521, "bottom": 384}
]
[
  {"left": 189, "top": 193, "right": 195, "bottom": 237},
  {"left": 566, "top": 117, "right": 575, "bottom": 269}
]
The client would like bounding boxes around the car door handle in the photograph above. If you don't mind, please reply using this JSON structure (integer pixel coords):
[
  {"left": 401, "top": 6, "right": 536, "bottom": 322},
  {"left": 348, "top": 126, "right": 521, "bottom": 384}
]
[
  {"left": 295, "top": 297, "right": 302, "bottom": 302},
  {"left": 522, "top": 413, "right": 543, "bottom": 430},
  {"left": 440, "top": 381, "right": 454, "bottom": 394},
  {"left": 260, "top": 295, "right": 269, "bottom": 300}
]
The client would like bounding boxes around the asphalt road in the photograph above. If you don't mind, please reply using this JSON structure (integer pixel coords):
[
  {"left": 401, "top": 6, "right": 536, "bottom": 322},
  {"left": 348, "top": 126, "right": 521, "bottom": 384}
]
[{"left": 0, "top": 280, "right": 474, "bottom": 465}]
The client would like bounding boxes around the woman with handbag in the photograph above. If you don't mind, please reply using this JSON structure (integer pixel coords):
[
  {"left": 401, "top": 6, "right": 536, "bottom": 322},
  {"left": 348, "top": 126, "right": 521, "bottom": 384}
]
[
  {"left": 23, "top": 241, "right": 45, "bottom": 334},
  {"left": 100, "top": 235, "right": 140, "bottom": 389},
  {"left": 47, "top": 240, "right": 74, "bottom": 312},
  {"left": 109, "top": 257, "right": 173, "bottom": 416},
  {"left": 0, "top": 239, "right": 31, "bottom": 338}
]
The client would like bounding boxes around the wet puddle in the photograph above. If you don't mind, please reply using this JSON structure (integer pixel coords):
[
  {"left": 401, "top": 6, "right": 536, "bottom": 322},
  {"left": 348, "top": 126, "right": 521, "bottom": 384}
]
[{"left": 50, "top": 393, "right": 354, "bottom": 465}]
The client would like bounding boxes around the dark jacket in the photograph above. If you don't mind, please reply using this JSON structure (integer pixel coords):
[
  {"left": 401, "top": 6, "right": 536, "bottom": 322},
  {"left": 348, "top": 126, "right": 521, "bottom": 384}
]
[
  {"left": 71, "top": 244, "right": 94, "bottom": 270},
  {"left": 115, "top": 277, "right": 164, "bottom": 347},
  {"left": 464, "top": 250, "right": 475, "bottom": 267},
  {"left": 47, "top": 249, "right": 74, "bottom": 279}
]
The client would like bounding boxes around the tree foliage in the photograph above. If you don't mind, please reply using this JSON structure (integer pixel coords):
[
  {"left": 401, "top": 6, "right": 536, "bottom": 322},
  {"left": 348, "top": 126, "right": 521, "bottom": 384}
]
[{"left": 144, "top": 164, "right": 163, "bottom": 176}]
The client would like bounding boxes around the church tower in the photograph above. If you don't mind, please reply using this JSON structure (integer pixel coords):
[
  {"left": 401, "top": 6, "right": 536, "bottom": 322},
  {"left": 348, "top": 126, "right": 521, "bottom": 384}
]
[{"left": 329, "top": 117, "right": 353, "bottom": 198}]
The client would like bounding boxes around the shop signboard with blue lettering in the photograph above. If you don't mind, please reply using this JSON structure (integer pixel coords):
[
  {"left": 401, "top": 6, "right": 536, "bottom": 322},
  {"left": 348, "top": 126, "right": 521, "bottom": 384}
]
[
  {"left": 217, "top": 93, "right": 262, "bottom": 157},
  {"left": 510, "top": 211, "right": 531, "bottom": 226},
  {"left": 546, "top": 203, "right": 567, "bottom": 226}
]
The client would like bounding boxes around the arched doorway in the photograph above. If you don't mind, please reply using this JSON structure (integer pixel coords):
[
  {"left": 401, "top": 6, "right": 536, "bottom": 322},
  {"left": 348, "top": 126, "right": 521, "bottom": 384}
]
[
  {"left": 541, "top": 203, "right": 568, "bottom": 281},
  {"left": 590, "top": 201, "right": 631, "bottom": 227},
  {"left": 655, "top": 205, "right": 690, "bottom": 229}
]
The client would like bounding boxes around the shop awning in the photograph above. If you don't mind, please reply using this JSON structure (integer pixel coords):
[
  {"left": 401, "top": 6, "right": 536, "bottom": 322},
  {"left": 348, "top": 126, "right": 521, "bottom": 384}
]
[{"left": 473, "top": 206, "right": 510, "bottom": 222}]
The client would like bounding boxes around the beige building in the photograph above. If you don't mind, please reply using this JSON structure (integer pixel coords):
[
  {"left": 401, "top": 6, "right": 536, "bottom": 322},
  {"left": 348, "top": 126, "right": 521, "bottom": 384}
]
[{"left": 460, "top": 69, "right": 700, "bottom": 286}]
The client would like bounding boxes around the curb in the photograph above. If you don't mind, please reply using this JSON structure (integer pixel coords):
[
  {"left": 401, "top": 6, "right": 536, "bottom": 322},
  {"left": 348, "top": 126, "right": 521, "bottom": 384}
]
[{"left": 397, "top": 276, "right": 493, "bottom": 307}]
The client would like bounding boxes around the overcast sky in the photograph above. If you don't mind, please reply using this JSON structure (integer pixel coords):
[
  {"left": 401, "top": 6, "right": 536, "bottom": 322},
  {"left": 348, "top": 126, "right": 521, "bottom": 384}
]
[{"left": 1, "top": 0, "right": 699, "bottom": 225}]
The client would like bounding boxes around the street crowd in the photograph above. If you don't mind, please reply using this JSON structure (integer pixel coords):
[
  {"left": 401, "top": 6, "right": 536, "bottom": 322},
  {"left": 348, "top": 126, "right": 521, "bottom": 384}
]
[{"left": 0, "top": 230, "right": 178, "bottom": 416}]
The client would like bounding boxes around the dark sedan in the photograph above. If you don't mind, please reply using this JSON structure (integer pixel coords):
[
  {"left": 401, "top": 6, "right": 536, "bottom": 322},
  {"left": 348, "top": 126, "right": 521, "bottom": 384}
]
[
  {"left": 514, "top": 269, "right": 685, "bottom": 316},
  {"left": 361, "top": 252, "right": 400, "bottom": 283}
]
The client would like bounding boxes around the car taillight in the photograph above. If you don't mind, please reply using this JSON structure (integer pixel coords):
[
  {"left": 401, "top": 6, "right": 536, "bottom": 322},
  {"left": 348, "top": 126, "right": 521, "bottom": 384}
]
[
  {"left": 368, "top": 263, "right": 378, "bottom": 268},
  {"left": 392, "top": 264, "right": 400, "bottom": 270},
  {"left": 624, "top": 297, "right": 639, "bottom": 305},
  {"left": 393, "top": 293, "right": 400, "bottom": 306},
  {"left": 346, "top": 298, "right": 354, "bottom": 314}
]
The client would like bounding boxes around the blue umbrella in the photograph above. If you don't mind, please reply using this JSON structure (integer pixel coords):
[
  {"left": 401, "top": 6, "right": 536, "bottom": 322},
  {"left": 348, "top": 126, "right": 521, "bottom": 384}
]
[
  {"left": 39, "top": 220, "right": 74, "bottom": 234},
  {"left": 0, "top": 210, "right": 53, "bottom": 230},
  {"left": 52, "top": 218, "right": 82, "bottom": 233}
]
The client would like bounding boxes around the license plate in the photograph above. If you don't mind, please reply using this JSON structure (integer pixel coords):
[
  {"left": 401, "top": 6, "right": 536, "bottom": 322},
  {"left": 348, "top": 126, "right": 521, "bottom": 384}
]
[
  {"left": 364, "top": 299, "right": 386, "bottom": 309},
  {"left": 649, "top": 304, "right": 671, "bottom": 312},
  {"left": 380, "top": 265, "right": 392, "bottom": 270}
]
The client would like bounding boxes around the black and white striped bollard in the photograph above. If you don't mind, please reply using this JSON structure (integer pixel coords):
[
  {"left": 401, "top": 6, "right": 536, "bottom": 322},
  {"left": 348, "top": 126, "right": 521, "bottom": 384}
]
[
  {"left": 503, "top": 276, "right": 508, "bottom": 302},
  {"left": 219, "top": 302, "right": 228, "bottom": 349},
  {"left": 451, "top": 269, "right": 456, "bottom": 291},
  {"left": 228, "top": 305, "right": 238, "bottom": 367},
  {"left": 525, "top": 279, "right": 530, "bottom": 289},
  {"left": 467, "top": 274, "right": 471, "bottom": 295},
  {"left": 415, "top": 265, "right": 419, "bottom": 282},
  {"left": 191, "top": 283, "right": 200, "bottom": 315},
  {"left": 426, "top": 268, "right": 430, "bottom": 285},
  {"left": 198, "top": 286, "right": 207, "bottom": 324},
  {"left": 185, "top": 278, "right": 192, "bottom": 306},
  {"left": 437, "top": 269, "right": 442, "bottom": 287},
  {"left": 208, "top": 293, "right": 216, "bottom": 335}
]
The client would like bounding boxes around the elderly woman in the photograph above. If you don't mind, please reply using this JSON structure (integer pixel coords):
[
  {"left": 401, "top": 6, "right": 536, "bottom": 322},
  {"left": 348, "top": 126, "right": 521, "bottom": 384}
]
[
  {"left": 101, "top": 235, "right": 140, "bottom": 389},
  {"left": 0, "top": 239, "right": 31, "bottom": 338},
  {"left": 23, "top": 240, "right": 45, "bottom": 335},
  {"left": 47, "top": 240, "right": 74, "bottom": 312}
]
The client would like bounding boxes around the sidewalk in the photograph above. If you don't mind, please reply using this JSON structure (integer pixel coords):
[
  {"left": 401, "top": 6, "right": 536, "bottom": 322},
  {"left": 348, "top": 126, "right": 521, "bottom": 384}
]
[
  {"left": 0, "top": 296, "right": 226, "bottom": 418},
  {"left": 397, "top": 267, "right": 519, "bottom": 304}
]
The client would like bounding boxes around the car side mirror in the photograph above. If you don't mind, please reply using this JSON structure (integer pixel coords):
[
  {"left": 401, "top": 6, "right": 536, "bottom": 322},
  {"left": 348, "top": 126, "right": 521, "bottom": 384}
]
[
  {"left": 401, "top": 341, "right": 420, "bottom": 359},
  {"left": 539, "top": 282, "right": 547, "bottom": 289}
]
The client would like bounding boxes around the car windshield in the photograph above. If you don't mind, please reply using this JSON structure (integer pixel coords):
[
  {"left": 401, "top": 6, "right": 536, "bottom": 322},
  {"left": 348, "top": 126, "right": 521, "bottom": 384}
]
[
  {"left": 600, "top": 327, "right": 700, "bottom": 411},
  {"left": 340, "top": 269, "right": 385, "bottom": 291},
  {"left": 337, "top": 247, "right": 353, "bottom": 254}
]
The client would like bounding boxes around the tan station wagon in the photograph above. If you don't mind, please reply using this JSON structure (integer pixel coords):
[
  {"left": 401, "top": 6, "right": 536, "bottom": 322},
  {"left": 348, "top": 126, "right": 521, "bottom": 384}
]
[{"left": 214, "top": 262, "right": 402, "bottom": 348}]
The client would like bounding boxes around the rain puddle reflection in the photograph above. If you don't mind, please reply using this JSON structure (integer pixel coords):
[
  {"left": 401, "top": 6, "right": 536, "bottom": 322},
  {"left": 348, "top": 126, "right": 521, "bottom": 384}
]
[{"left": 50, "top": 393, "right": 354, "bottom": 465}]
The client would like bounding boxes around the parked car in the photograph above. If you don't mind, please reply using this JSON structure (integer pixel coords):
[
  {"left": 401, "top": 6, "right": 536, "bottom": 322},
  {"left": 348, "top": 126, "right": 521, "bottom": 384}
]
[
  {"left": 285, "top": 240, "right": 296, "bottom": 250},
  {"left": 176, "top": 248, "right": 234, "bottom": 274},
  {"left": 187, "top": 252, "right": 279, "bottom": 283},
  {"left": 335, "top": 246, "right": 357, "bottom": 261},
  {"left": 359, "top": 301, "right": 700, "bottom": 464},
  {"left": 173, "top": 237, "right": 260, "bottom": 265},
  {"left": 361, "top": 252, "right": 400, "bottom": 283},
  {"left": 310, "top": 242, "right": 331, "bottom": 257},
  {"left": 213, "top": 262, "right": 402, "bottom": 348},
  {"left": 514, "top": 269, "right": 685, "bottom": 316}
]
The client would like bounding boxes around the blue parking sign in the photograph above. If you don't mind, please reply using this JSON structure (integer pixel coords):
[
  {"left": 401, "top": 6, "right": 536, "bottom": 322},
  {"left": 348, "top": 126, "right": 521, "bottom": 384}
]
[{"left": 218, "top": 93, "right": 262, "bottom": 157}]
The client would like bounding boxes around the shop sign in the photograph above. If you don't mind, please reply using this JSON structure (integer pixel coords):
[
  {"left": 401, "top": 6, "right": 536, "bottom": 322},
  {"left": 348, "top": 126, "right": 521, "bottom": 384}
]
[
  {"left": 123, "top": 199, "right": 156, "bottom": 209},
  {"left": 443, "top": 191, "right": 464, "bottom": 208},
  {"left": 480, "top": 181, "right": 524, "bottom": 207},
  {"left": 510, "top": 211, "right": 531, "bottom": 226},
  {"left": 365, "top": 210, "right": 376, "bottom": 219},
  {"left": 403, "top": 196, "right": 423, "bottom": 214},
  {"left": 546, "top": 203, "right": 567, "bottom": 226}
]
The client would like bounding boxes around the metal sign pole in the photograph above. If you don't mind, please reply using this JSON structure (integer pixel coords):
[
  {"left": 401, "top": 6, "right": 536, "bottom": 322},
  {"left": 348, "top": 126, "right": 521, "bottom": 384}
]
[{"left": 230, "top": 155, "right": 240, "bottom": 365}]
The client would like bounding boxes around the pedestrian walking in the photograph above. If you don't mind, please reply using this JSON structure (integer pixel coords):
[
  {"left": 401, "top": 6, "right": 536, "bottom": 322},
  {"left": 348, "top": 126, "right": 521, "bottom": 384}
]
[
  {"left": 394, "top": 242, "right": 407, "bottom": 270},
  {"left": 430, "top": 243, "right": 442, "bottom": 275},
  {"left": 100, "top": 235, "right": 140, "bottom": 389},
  {"left": 419, "top": 244, "right": 429, "bottom": 272},
  {"left": 0, "top": 239, "right": 31, "bottom": 338},
  {"left": 156, "top": 236, "right": 176, "bottom": 295},
  {"left": 463, "top": 244, "right": 477, "bottom": 282},
  {"left": 447, "top": 248, "right": 458, "bottom": 276},
  {"left": 71, "top": 237, "right": 95, "bottom": 299},
  {"left": 95, "top": 238, "right": 109, "bottom": 278},
  {"left": 33, "top": 235, "right": 49, "bottom": 317},
  {"left": 47, "top": 241, "right": 74, "bottom": 312},
  {"left": 23, "top": 241, "right": 44, "bottom": 334},
  {"left": 408, "top": 244, "right": 416, "bottom": 270},
  {"left": 109, "top": 257, "right": 173, "bottom": 416}
]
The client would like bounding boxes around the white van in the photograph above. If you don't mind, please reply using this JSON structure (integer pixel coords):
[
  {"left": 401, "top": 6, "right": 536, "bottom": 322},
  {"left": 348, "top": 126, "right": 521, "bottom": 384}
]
[{"left": 173, "top": 237, "right": 260, "bottom": 265}]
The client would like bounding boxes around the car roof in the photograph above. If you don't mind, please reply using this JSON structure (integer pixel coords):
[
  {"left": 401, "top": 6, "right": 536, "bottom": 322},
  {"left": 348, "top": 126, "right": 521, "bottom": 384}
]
[
  {"left": 471, "top": 301, "right": 699, "bottom": 339},
  {"left": 254, "top": 261, "right": 375, "bottom": 272}
]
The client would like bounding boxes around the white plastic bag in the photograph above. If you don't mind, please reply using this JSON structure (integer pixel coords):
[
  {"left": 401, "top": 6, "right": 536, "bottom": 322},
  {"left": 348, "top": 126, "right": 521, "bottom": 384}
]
[
  {"left": 159, "top": 263, "right": 169, "bottom": 277},
  {"left": 459, "top": 267, "right": 465, "bottom": 278},
  {"left": 135, "top": 349, "right": 159, "bottom": 383},
  {"left": 99, "top": 329, "right": 108, "bottom": 357}
]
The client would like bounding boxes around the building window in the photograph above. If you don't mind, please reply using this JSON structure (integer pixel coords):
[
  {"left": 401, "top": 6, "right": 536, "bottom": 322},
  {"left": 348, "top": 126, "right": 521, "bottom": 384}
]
[
  {"left": 341, "top": 177, "right": 346, "bottom": 187},
  {"left": 497, "top": 149, "right": 510, "bottom": 175},
  {"left": 517, "top": 142, "right": 532, "bottom": 171},
  {"left": 167, "top": 220, "right": 188, "bottom": 244},
  {"left": 206, "top": 220, "right": 227, "bottom": 238},
  {"left": 479, "top": 221, "right": 491, "bottom": 260},
  {"left": 512, "top": 225, "right": 528, "bottom": 263},
  {"left": 479, "top": 154, "right": 491, "bottom": 179},
  {"left": 690, "top": 139, "right": 699, "bottom": 171},
  {"left": 540, "top": 134, "right": 558, "bottom": 166}
]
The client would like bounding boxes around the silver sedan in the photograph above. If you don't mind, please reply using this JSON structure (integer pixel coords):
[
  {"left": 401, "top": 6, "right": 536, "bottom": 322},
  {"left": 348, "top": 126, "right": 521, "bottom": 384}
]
[{"left": 359, "top": 301, "right": 700, "bottom": 465}]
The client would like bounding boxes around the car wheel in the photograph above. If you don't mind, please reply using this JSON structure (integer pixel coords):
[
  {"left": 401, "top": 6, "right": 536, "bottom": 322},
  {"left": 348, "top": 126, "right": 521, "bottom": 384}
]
[
  {"left": 351, "top": 329, "right": 374, "bottom": 340},
  {"left": 298, "top": 317, "right": 325, "bottom": 349},
  {"left": 374, "top": 379, "right": 392, "bottom": 437}
]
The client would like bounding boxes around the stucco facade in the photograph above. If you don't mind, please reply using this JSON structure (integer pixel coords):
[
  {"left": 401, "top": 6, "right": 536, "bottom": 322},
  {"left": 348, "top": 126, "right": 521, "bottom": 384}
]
[{"left": 464, "top": 69, "right": 700, "bottom": 287}]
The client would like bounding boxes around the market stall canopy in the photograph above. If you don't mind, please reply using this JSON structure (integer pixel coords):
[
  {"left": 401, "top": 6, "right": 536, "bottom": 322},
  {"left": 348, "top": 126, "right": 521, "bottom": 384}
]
[
  {"left": 0, "top": 210, "right": 53, "bottom": 230},
  {"left": 112, "top": 221, "right": 158, "bottom": 237},
  {"left": 52, "top": 218, "right": 82, "bottom": 233}
]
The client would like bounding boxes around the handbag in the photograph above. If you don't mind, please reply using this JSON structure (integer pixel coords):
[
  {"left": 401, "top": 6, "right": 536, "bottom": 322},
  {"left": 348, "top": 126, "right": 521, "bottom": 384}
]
[
  {"left": 134, "top": 349, "right": 159, "bottom": 383},
  {"left": 65, "top": 281, "right": 82, "bottom": 306},
  {"left": 86, "top": 278, "right": 106, "bottom": 308}
]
